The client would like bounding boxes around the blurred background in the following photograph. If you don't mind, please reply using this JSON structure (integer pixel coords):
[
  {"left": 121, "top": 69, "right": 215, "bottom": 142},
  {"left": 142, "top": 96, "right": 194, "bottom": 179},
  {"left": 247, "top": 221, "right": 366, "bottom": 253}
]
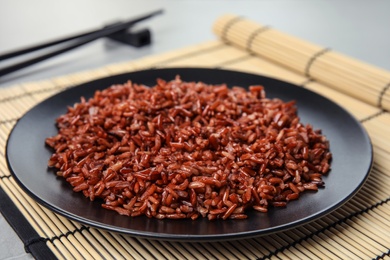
[{"left": 1, "top": 0, "right": 390, "bottom": 86}]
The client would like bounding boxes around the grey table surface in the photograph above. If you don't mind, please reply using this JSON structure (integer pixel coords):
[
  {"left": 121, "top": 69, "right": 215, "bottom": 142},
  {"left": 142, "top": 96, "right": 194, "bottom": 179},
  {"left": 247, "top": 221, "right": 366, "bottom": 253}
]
[{"left": 1, "top": 0, "right": 390, "bottom": 259}]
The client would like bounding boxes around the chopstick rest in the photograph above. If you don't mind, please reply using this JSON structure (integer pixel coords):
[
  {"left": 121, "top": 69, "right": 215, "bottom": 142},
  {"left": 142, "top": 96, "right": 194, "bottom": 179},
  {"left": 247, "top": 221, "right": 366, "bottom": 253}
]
[{"left": 104, "top": 22, "right": 151, "bottom": 47}]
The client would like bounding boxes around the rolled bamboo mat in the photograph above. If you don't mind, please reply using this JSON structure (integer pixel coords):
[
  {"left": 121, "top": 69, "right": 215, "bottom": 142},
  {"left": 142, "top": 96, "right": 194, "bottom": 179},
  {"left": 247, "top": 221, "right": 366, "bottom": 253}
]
[
  {"left": 1, "top": 14, "right": 390, "bottom": 259},
  {"left": 213, "top": 14, "right": 390, "bottom": 111}
]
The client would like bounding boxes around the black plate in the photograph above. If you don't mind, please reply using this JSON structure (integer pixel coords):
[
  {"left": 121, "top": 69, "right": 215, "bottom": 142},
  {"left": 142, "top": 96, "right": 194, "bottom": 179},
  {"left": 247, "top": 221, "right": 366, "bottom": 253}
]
[{"left": 6, "top": 68, "right": 372, "bottom": 241}]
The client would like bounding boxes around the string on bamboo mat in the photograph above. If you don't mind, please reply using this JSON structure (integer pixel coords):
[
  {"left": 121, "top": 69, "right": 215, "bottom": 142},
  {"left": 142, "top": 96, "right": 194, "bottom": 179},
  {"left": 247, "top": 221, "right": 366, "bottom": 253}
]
[
  {"left": 45, "top": 226, "right": 89, "bottom": 244},
  {"left": 378, "top": 81, "right": 390, "bottom": 108},
  {"left": 220, "top": 16, "right": 243, "bottom": 42},
  {"left": 360, "top": 110, "right": 385, "bottom": 123},
  {"left": 304, "top": 48, "right": 332, "bottom": 78},
  {"left": 0, "top": 118, "right": 17, "bottom": 125},
  {"left": 376, "top": 249, "right": 390, "bottom": 260},
  {"left": 24, "top": 237, "right": 49, "bottom": 253},
  {"left": 246, "top": 26, "right": 271, "bottom": 54}
]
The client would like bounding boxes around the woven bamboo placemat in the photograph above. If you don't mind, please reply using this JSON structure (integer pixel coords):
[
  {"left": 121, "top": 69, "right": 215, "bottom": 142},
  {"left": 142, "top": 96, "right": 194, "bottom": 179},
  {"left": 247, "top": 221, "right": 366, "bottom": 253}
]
[{"left": 1, "top": 14, "right": 390, "bottom": 259}]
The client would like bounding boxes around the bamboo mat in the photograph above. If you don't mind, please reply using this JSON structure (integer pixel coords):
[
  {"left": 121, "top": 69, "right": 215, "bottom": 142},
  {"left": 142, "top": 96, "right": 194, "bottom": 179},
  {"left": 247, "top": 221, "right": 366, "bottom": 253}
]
[{"left": 1, "top": 14, "right": 390, "bottom": 259}]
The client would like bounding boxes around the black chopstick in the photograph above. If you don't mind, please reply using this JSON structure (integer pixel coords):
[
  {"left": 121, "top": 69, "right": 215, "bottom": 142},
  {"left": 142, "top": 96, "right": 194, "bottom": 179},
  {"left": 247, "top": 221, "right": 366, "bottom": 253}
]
[
  {"left": 0, "top": 30, "right": 99, "bottom": 62},
  {"left": 0, "top": 9, "right": 163, "bottom": 77}
]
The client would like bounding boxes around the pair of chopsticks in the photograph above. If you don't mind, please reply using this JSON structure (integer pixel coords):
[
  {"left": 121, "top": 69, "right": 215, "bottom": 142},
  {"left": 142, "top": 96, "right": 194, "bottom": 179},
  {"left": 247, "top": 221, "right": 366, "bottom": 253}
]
[{"left": 0, "top": 9, "right": 163, "bottom": 78}]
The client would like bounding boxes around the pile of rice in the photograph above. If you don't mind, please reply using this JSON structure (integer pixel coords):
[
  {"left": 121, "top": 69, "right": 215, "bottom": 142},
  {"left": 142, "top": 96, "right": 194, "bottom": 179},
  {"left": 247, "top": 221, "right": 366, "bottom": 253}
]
[{"left": 46, "top": 76, "right": 331, "bottom": 220}]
